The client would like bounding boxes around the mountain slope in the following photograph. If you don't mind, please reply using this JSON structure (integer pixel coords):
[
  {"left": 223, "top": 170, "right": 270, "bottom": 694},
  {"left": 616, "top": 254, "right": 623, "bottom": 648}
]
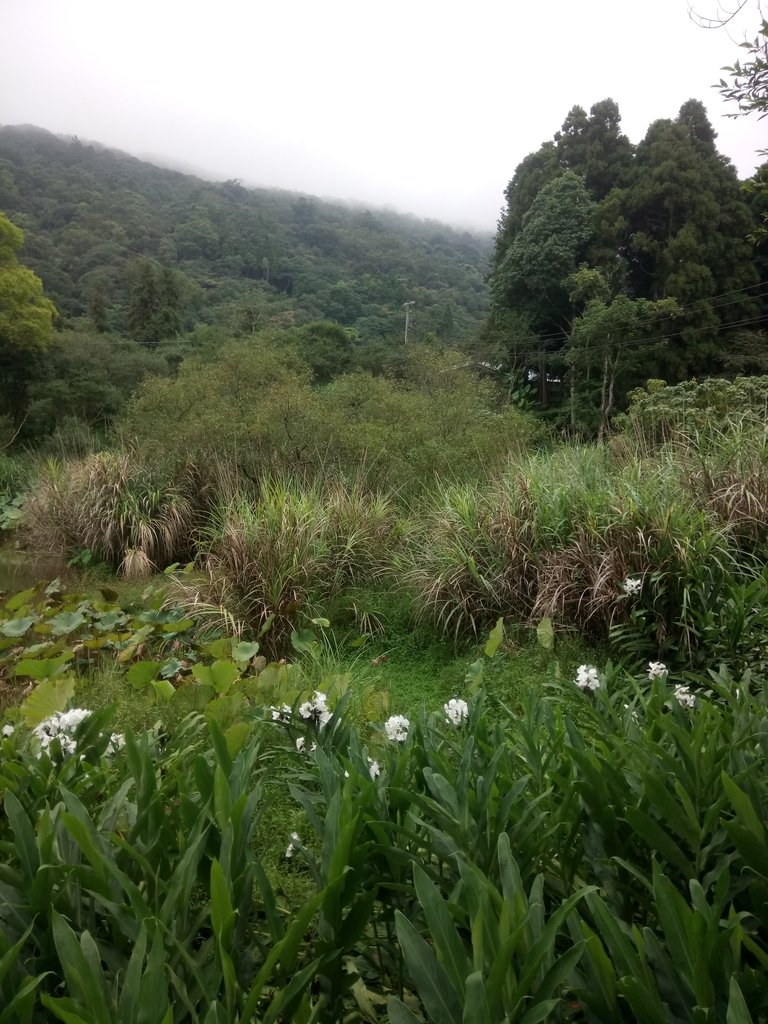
[{"left": 0, "top": 126, "right": 491, "bottom": 343}]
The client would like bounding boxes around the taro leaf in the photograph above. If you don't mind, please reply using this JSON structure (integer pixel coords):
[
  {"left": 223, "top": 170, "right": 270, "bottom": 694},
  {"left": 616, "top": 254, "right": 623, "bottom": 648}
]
[
  {"left": 21, "top": 676, "right": 76, "bottom": 727},
  {"left": 95, "top": 611, "right": 128, "bottom": 631},
  {"left": 4, "top": 587, "right": 37, "bottom": 612},
  {"left": 48, "top": 611, "right": 86, "bottom": 636},
  {"left": 20, "top": 641, "right": 55, "bottom": 657},
  {"left": 465, "top": 658, "right": 484, "bottom": 693},
  {"left": 0, "top": 616, "right": 36, "bottom": 637},
  {"left": 536, "top": 617, "right": 555, "bottom": 651},
  {"left": 15, "top": 652, "right": 73, "bottom": 680},
  {"left": 45, "top": 578, "right": 65, "bottom": 596},
  {"left": 162, "top": 618, "right": 195, "bottom": 634},
  {"left": 349, "top": 635, "right": 368, "bottom": 649},
  {"left": 99, "top": 587, "right": 119, "bottom": 602},
  {"left": 485, "top": 617, "right": 505, "bottom": 658},
  {"left": 258, "top": 613, "right": 275, "bottom": 638},
  {"left": 201, "top": 638, "right": 231, "bottom": 659},
  {"left": 291, "top": 628, "right": 318, "bottom": 654},
  {"left": 231, "top": 641, "right": 260, "bottom": 664},
  {"left": 127, "top": 661, "right": 161, "bottom": 689},
  {"left": 151, "top": 679, "right": 175, "bottom": 703},
  {"left": 160, "top": 657, "right": 184, "bottom": 679},
  {"left": 205, "top": 695, "right": 244, "bottom": 723},
  {"left": 311, "top": 617, "right": 331, "bottom": 628},
  {"left": 192, "top": 660, "right": 241, "bottom": 694},
  {"left": 224, "top": 722, "right": 251, "bottom": 757}
]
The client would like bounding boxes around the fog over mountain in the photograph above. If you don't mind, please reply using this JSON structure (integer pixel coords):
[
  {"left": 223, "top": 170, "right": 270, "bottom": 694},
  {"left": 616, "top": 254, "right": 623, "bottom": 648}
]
[{"left": 2, "top": 0, "right": 763, "bottom": 229}]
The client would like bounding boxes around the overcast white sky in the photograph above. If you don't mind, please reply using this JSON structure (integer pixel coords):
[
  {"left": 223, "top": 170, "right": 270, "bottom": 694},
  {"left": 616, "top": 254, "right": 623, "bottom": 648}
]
[{"left": 1, "top": 0, "right": 765, "bottom": 229}]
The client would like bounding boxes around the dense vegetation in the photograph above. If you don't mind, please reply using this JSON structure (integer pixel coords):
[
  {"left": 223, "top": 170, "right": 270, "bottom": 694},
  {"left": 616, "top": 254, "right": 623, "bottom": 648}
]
[
  {"left": 486, "top": 98, "right": 767, "bottom": 431},
  {"left": 0, "top": 126, "right": 490, "bottom": 340},
  {"left": 1, "top": 32, "right": 768, "bottom": 1018}
]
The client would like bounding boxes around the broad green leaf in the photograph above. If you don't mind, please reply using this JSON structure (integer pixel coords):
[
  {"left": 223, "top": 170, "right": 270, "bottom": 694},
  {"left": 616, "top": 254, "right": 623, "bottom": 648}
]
[
  {"left": 192, "top": 659, "right": 240, "bottom": 694},
  {"left": 519, "top": 1000, "right": 561, "bottom": 1024},
  {"left": 201, "top": 637, "right": 231, "bottom": 659},
  {"left": 15, "top": 652, "right": 73, "bottom": 680},
  {"left": 465, "top": 658, "right": 484, "bottom": 692},
  {"left": 48, "top": 611, "right": 86, "bottom": 635},
  {"left": 0, "top": 615, "right": 36, "bottom": 637},
  {"left": 395, "top": 910, "right": 462, "bottom": 1024},
  {"left": 462, "top": 973, "right": 491, "bottom": 1024},
  {"left": 310, "top": 617, "right": 331, "bottom": 627},
  {"left": 151, "top": 678, "right": 176, "bottom": 702},
  {"left": 4, "top": 791, "right": 38, "bottom": 881},
  {"left": 231, "top": 640, "right": 260, "bottom": 663},
  {"left": 727, "top": 977, "right": 754, "bottom": 1024},
  {"left": 413, "top": 865, "right": 469, "bottom": 995},
  {"left": 258, "top": 612, "right": 276, "bottom": 637},
  {"left": 291, "top": 628, "right": 318, "bottom": 654},
  {"left": 536, "top": 617, "right": 555, "bottom": 650},
  {"left": 127, "top": 660, "right": 161, "bottom": 689},
  {"left": 721, "top": 771, "right": 766, "bottom": 843},
  {"left": 94, "top": 611, "right": 127, "bottom": 631},
  {"left": 20, "top": 676, "right": 76, "bottom": 727},
  {"left": 39, "top": 997, "right": 92, "bottom": 1024},
  {"left": 161, "top": 617, "right": 195, "bottom": 633},
  {"left": 387, "top": 997, "right": 422, "bottom": 1023},
  {"left": 224, "top": 721, "right": 251, "bottom": 757},
  {"left": 485, "top": 617, "right": 505, "bottom": 658},
  {"left": 4, "top": 587, "right": 36, "bottom": 611}
]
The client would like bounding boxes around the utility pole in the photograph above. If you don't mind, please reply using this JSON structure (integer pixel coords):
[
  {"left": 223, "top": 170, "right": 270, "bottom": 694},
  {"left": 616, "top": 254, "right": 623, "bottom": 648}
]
[{"left": 403, "top": 301, "right": 415, "bottom": 344}]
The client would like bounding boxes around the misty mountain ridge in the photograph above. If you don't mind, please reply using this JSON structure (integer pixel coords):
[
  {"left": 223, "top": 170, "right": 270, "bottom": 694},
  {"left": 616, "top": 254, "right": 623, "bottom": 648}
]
[{"left": 0, "top": 123, "right": 492, "bottom": 343}]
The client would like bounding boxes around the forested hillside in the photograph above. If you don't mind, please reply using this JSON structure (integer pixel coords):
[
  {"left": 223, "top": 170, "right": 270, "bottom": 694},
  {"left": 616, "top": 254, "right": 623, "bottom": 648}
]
[{"left": 0, "top": 125, "right": 490, "bottom": 344}]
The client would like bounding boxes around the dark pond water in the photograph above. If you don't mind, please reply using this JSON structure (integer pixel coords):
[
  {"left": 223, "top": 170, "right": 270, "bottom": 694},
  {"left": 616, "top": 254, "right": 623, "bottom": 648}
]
[{"left": 0, "top": 547, "right": 68, "bottom": 595}]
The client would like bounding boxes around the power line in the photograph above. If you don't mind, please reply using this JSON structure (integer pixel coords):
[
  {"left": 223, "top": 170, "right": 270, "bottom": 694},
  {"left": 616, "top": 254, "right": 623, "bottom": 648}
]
[{"left": 512, "top": 312, "right": 768, "bottom": 363}]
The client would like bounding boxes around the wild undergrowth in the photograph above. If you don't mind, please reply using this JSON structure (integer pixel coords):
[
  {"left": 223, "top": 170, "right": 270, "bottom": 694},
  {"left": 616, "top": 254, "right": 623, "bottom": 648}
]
[
  {"left": 1, "top": 634, "right": 766, "bottom": 1022},
  {"left": 14, "top": 413, "right": 768, "bottom": 670}
]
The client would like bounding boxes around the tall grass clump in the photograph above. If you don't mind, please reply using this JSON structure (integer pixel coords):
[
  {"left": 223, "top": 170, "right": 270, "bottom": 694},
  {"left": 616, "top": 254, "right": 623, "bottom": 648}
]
[
  {"left": 177, "top": 476, "right": 400, "bottom": 655},
  {"left": 400, "top": 481, "right": 536, "bottom": 641},
  {"left": 24, "top": 450, "right": 206, "bottom": 576},
  {"left": 406, "top": 438, "right": 766, "bottom": 665}
]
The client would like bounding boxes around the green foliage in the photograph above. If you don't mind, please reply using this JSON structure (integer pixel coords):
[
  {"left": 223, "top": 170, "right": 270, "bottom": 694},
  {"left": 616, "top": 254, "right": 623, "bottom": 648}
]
[
  {"left": 0, "top": 211, "right": 58, "bottom": 421},
  {"left": 0, "top": 127, "right": 491, "bottom": 346},
  {"left": 22, "top": 331, "right": 169, "bottom": 442},
  {"left": 488, "top": 96, "right": 764, "bottom": 426},
  {"left": 1, "top": 586, "right": 768, "bottom": 1020},
  {"left": 619, "top": 375, "right": 768, "bottom": 442},
  {"left": 122, "top": 339, "right": 541, "bottom": 490}
]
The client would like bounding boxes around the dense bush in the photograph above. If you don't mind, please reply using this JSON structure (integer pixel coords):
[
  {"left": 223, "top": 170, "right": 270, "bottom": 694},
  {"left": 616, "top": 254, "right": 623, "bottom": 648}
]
[{"left": 121, "top": 339, "right": 542, "bottom": 491}]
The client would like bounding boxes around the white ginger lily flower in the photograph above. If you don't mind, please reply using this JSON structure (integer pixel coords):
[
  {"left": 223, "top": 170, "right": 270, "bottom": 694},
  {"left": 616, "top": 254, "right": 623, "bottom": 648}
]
[
  {"left": 574, "top": 665, "right": 600, "bottom": 692},
  {"left": 673, "top": 684, "right": 696, "bottom": 709},
  {"left": 444, "top": 698, "right": 469, "bottom": 726},
  {"left": 384, "top": 714, "right": 410, "bottom": 742},
  {"left": 285, "top": 832, "right": 301, "bottom": 858},
  {"left": 622, "top": 577, "right": 642, "bottom": 596}
]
